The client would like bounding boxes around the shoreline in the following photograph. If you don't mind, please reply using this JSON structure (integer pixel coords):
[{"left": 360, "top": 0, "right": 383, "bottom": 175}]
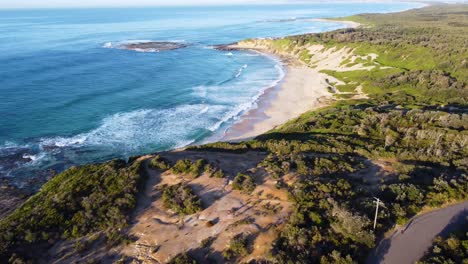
[
  {"left": 218, "top": 20, "right": 361, "bottom": 142},
  {"left": 221, "top": 62, "right": 333, "bottom": 141},
  {"left": 312, "top": 18, "right": 362, "bottom": 29}
]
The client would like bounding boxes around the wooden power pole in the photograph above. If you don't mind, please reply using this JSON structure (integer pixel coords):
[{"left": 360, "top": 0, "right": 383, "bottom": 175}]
[{"left": 373, "top": 197, "right": 385, "bottom": 230}]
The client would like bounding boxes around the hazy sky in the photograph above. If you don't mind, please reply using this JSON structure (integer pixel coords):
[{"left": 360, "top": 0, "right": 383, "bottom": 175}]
[
  {"left": 2, "top": 0, "right": 273, "bottom": 8},
  {"left": 0, "top": 0, "right": 464, "bottom": 9}
]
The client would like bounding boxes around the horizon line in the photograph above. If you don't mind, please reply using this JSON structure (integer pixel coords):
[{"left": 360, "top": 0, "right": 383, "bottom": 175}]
[{"left": 0, "top": 0, "right": 444, "bottom": 10}]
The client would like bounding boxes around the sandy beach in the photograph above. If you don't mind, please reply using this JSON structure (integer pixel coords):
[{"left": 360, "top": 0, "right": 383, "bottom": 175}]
[
  {"left": 313, "top": 18, "right": 362, "bottom": 29},
  {"left": 222, "top": 63, "right": 333, "bottom": 141},
  {"left": 220, "top": 20, "right": 372, "bottom": 141}
]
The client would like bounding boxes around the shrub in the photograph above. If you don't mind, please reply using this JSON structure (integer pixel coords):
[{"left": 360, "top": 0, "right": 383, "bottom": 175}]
[
  {"left": 204, "top": 164, "right": 225, "bottom": 178},
  {"left": 0, "top": 159, "right": 144, "bottom": 260},
  {"left": 232, "top": 173, "right": 256, "bottom": 193},
  {"left": 171, "top": 159, "right": 206, "bottom": 178},
  {"left": 419, "top": 223, "right": 468, "bottom": 264},
  {"left": 222, "top": 234, "right": 250, "bottom": 260},
  {"left": 149, "top": 155, "right": 171, "bottom": 170},
  {"left": 162, "top": 183, "right": 202, "bottom": 215},
  {"left": 330, "top": 202, "right": 375, "bottom": 248},
  {"left": 200, "top": 236, "right": 216, "bottom": 248},
  {"left": 168, "top": 253, "right": 198, "bottom": 264}
]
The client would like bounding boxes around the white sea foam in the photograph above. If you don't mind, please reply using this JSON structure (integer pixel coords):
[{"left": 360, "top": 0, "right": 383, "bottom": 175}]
[
  {"left": 103, "top": 42, "right": 113, "bottom": 48},
  {"left": 22, "top": 152, "right": 47, "bottom": 164},
  {"left": 200, "top": 105, "right": 210, "bottom": 114},
  {"left": 208, "top": 99, "right": 257, "bottom": 132},
  {"left": 194, "top": 59, "right": 285, "bottom": 133},
  {"left": 0, "top": 141, "right": 22, "bottom": 149},
  {"left": 193, "top": 85, "right": 209, "bottom": 98},
  {"left": 22, "top": 154, "right": 38, "bottom": 161},
  {"left": 225, "top": 52, "right": 234, "bottom": 57},
  {"left": 41, "top": 135, "right": 87, "bottom": 148},
  {"left": 235, "top": 64, "right": 248, "bottom": 78},
  {"left": 38, "top": 104, "right": 229, "bottom": 154}
]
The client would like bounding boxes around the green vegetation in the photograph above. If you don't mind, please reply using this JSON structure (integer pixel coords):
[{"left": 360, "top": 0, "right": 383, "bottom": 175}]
[
  {"left": 418, "top": 223, "right": 468, "bottom": 264},
  {"left": 170, "top": 159, "right": 207, "bottom": 178},
  {"left": 168, "top": 253, "right": 199, "bottom": 264},
  {"left": 232, "top": 173, "right": 256, "bottom": 193},
  {"left": 222, "top": 233, "right": 250, "bottom": 260},
  {"left": 149, "top": 155, "right": 171, "bottom": 170},
  {"left": 0, "top": 159, "right": 144, "bottom": 260},
  {"left": 162, "top": 183, "right": 202, "bottom": 215},
  {"left": 269, "top": 6, "right": 468, "bottom": 105},
  {"left": 271, "top": 162, "right": 376, "bottom": 263},
  {"left": 212, "top": 169, "right": 225, "bottom": 178},
  {"left": 200, "top": 236, "right": 216, "bottom": 248},
  {"left": 189, "top": 5, "right": 468, "bottom": 263},
  {"left": 203, "top": 163, "right": 226, "bottom": 178}
]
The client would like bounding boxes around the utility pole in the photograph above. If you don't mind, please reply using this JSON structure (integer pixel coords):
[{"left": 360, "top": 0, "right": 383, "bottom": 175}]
[{"left": 373, "top": 197, "right": 385, "bottom": 230}]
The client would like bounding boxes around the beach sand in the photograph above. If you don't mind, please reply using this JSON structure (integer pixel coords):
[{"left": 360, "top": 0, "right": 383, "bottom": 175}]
[
  {"left": 312, "top": 18, "right": 362, "bottom": 29},
  {"left": 220, "top": 20, "right": 378, "bottom": 141},
  {"left": 222, "top": 63, "right": 333, "bottom": 141}
]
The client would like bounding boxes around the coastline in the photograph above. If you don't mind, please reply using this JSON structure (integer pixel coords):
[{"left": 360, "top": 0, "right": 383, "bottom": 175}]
[
  {"left": 219, "top": 20, "right": 361, "bottom": 142},
  {"left": 221, "top": 62, "right": 333, "bottom": 141},
  {"left": 312, "top": 18, "right": 362, "bottom": 29}
]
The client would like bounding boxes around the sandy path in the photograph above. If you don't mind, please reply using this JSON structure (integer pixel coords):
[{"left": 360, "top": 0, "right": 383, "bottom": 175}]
[{"left": 367, "top": 201, "right": 468, "bottom": 264}]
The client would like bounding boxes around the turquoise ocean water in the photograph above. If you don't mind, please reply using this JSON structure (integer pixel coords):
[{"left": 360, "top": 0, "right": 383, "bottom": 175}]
[{"left": 0, "top": 2, "right": 422, "bottom": 187}]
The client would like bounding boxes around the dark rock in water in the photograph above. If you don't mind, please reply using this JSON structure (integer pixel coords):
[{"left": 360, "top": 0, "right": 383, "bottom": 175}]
[
  {"left": 212, "top": 43, "right": 239, "bottom": 51},
  {"left": 121, "top": 41, "right": 188, "bottom": 52}
]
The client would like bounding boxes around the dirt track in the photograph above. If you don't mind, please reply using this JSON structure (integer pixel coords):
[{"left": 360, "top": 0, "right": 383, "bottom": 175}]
[{"left": 367, "top": 201, "right": 468, "bottom": 264}]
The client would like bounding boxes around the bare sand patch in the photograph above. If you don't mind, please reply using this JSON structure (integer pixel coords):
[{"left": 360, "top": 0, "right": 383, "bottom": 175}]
[{"left": 121, "top": 151, "right": 293, "bottom": 263}]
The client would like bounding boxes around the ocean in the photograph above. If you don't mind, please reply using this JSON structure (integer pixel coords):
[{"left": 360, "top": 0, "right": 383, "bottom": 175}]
[{"left": 0, "top": 2, "right": 422, "bottom": 187}]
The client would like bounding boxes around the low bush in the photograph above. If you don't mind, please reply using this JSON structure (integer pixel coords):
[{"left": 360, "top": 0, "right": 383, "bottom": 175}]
[
  {"left": 204, "top": 163, "right": 225, "bottom": 178},
  {"left": 418, "top": 223, "right": 468, "bottom": 264},
  {"left": 162, "top": 183, "right": 202, "bottom": 215},
  {"left": 149, "top": 155, "right": 171, "bottom": 170},
  {"left": 0, "top": 159, "right": 144, "bottom": 260},
  {"left": 171, "top": 159, "right": 207, "bottom": 178},
  {"left": 168, "top": 253, "right": 198, "bottom": 264},
  {"left": 222, "top": 234, "right": 250, "bottom": 260},
  {"left": 232, "top": 173, "right": 256, "bottom": 193}
]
